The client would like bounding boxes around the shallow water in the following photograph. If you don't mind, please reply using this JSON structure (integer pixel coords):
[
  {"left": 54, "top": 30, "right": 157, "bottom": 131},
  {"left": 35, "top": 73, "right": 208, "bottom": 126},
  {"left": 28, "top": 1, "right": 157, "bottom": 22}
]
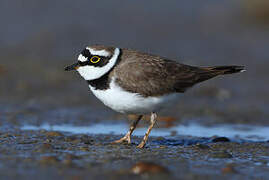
[{"left": 22, "top": 122, "right": 269, "bottom": 141}]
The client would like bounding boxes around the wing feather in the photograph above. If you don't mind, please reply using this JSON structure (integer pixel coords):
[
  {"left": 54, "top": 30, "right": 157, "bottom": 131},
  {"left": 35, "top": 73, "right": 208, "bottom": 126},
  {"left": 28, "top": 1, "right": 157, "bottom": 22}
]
[{"left": 114, "top": 51, "right": 202, "bottom": 97}]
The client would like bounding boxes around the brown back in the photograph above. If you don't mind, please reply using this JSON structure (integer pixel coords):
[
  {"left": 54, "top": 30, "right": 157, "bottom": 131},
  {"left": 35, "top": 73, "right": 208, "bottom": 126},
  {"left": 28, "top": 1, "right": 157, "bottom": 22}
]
[{"left": 113, "top": 49, "right": 219, "bottom": 97}]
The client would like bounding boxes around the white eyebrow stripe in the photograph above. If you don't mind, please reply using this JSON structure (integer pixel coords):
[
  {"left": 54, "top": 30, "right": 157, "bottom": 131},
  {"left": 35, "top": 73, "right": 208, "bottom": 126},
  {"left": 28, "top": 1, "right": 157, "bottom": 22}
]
[
  {"left": 86, "top": 47, "right": 111, "bottom": 57},
  {"left": 78, "top": 54, "right": 88, "bottom": 62}
]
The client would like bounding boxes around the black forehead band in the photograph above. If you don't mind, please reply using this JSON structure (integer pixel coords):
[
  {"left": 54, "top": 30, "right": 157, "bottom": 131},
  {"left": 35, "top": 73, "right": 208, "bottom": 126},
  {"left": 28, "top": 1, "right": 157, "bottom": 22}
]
[{"left": 81, "top": 49, "right": 91, "bottom": 58}]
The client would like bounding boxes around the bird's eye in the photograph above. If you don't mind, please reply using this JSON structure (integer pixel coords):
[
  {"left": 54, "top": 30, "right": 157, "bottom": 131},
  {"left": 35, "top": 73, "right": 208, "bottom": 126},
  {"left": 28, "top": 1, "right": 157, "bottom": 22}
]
[{"left": 90, "top": 56, "right": 101, "bottom": 63}]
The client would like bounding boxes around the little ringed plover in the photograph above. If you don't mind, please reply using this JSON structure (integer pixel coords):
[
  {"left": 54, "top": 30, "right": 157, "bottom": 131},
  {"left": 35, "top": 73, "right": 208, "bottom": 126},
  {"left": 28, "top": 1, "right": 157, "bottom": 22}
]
[{"left": 65, "top": 45, "right": 245, "bottom": 148}]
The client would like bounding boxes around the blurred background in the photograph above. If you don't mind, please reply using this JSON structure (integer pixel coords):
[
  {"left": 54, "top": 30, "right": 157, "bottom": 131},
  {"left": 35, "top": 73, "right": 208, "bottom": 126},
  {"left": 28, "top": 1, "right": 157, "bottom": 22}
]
[{"left": 1, "top": 0, "right": 269, "bottom": 126}]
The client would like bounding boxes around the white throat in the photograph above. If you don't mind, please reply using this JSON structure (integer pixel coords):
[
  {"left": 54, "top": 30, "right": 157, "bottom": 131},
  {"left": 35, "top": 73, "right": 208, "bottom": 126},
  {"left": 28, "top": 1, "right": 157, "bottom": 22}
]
[{"left": 76, "top": 48, "right": 120, "bottom": 80}]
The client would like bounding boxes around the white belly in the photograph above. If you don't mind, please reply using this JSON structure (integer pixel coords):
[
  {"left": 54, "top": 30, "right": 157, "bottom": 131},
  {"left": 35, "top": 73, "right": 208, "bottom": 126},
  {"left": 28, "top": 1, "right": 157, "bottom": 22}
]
[{"left": 89, "top": 79, "right": 179, "bottom": 114}]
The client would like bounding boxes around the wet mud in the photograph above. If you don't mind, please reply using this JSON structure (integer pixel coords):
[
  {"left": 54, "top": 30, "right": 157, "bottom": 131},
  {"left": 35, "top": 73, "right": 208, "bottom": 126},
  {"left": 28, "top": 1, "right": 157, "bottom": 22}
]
[{"left": 0, "top": 128, "right": 268, "bottom": 180}]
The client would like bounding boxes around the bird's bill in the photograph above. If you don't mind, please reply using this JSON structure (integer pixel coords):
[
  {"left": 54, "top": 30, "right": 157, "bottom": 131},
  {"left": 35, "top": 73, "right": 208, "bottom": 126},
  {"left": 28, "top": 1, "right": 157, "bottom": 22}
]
[{"left": 65, "top": 62, "right": 80, "bottom": 71}]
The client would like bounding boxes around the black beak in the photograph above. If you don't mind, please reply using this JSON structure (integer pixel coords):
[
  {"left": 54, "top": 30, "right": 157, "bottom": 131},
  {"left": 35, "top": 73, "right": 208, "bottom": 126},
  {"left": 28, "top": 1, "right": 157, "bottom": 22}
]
[{"left": 65, "top": 62, "right": 80, "bottom": 71}]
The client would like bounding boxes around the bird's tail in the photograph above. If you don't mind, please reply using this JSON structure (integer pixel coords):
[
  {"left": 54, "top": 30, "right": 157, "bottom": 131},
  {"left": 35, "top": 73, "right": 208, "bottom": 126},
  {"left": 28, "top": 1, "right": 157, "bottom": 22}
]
[
  {"left": 204, "top": 65, "right": 245, "bottom": 75},
  {"left": 174, "top": 65, "right": 245, "bottom": 93},
  {"left": 193, "top": 65, "right": 245, "bottom": 84}
]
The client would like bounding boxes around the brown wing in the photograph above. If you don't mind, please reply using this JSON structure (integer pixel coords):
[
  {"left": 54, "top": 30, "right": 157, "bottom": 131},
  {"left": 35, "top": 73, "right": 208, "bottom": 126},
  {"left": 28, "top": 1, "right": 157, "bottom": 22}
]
[
  {"left": 112, "top": 49, "right": 244, "bottom": 97},
  {"left": 113, "top": 51, "right": 210, "bottom": 97}
]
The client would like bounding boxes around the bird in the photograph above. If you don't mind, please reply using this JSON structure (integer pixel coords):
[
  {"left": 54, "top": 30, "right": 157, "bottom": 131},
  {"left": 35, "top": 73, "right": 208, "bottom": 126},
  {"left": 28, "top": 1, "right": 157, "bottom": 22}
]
[{"left": 65, "top": 45, "right": 245, "bottom": 148}]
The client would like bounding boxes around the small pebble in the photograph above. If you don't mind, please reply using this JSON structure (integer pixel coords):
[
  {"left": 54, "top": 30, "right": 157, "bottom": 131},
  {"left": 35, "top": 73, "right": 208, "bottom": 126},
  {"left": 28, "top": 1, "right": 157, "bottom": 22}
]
[
  {"left": 131, "top": 162, "right": 169, "bottom": 174},
  {"left": 45, "top": 131, "right": 64, "bottom": 137},
  {"left": 221, "top": 164, "right": 237, "bottom": 174},
  {"left": 80, "top": 135, "right": 94, "bottom": 145},
  {"left": 212, "top": 137, "right": 230, "bottom": 143}
]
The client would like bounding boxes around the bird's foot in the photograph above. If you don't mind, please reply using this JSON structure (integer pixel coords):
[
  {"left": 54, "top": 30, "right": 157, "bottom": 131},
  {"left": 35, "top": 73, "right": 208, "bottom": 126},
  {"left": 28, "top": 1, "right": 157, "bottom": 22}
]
[
  {"left": 112, "top": 134, "right": 131, "bottom": 144},
  {"left": 137, "top": 141, "right": 146, "bottom": 148}
]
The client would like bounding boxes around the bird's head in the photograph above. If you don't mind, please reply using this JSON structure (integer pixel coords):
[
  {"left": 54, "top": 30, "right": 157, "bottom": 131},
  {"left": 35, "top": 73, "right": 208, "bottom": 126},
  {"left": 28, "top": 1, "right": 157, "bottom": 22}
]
[{"left": 65, "top": 45, "right": 120, "bottom": 80}]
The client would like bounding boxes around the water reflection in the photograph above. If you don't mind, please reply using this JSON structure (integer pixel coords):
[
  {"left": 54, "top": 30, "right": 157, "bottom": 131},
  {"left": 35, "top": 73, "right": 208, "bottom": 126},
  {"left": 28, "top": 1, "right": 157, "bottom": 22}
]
[{"left": 21, "top": 123, "right": 269, "bottom": 141}]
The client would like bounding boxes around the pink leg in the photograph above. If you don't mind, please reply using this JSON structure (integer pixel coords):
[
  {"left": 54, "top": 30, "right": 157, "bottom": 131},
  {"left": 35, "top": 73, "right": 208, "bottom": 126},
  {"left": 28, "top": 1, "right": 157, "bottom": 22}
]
[{"left": 137, "top": 112, "right": 157, "bottom": 148}]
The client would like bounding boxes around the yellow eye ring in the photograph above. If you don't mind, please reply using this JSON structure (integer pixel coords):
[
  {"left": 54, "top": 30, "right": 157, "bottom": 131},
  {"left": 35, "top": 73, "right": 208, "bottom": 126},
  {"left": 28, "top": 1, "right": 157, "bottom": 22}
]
[{"left": 90, "top": 56, "right": 101, "bottom": 63}]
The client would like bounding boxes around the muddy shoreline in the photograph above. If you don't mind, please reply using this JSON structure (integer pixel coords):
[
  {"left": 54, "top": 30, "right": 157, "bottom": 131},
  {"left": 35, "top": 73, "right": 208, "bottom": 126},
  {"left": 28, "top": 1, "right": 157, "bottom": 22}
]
[{"left": 0, "top": 128, "right": 268, "bottom": 180}]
